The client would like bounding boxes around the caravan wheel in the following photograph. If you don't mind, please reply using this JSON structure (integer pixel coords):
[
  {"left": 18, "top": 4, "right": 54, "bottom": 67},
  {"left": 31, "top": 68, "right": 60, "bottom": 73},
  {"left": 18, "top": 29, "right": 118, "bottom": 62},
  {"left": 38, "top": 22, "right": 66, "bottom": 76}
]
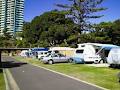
[
  {"left": 94, "top": 60, "right": 99, "bottom": 64},
  {"left": 99, "top": 60, "right": 104, "bottom": 64}
]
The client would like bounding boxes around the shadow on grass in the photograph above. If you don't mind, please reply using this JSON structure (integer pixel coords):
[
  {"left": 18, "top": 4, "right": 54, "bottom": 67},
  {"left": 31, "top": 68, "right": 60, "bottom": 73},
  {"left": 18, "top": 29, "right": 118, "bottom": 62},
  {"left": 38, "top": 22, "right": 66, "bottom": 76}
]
[
  {"left": 0, "top": 61, "right": 27, "bottom": 68},
  {"left": 0, "top": 69, "right": 2, "bottom": 73},
  {"left": 109, "top": 64, "right": 120, "bottom": 69}
]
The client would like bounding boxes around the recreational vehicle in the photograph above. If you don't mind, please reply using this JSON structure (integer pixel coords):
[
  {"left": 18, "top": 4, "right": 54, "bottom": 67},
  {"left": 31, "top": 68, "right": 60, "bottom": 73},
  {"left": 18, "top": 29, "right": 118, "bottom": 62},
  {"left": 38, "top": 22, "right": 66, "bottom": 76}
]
[
  {"left": 107, "top": 48, "right": 120, "bottom": 68},
  {"left": 20, "top": 50, "right": 30, "bottom": 57},
  {"left": 73, "top": 43, "right": 118, "bottom": 63}
]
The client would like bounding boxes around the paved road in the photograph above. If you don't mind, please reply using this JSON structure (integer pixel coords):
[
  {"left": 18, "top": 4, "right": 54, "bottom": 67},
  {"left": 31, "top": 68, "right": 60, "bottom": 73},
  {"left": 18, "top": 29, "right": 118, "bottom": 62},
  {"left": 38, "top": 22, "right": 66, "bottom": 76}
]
[{"left": 2, "top": 57, "right": 103, "bottom": 90}]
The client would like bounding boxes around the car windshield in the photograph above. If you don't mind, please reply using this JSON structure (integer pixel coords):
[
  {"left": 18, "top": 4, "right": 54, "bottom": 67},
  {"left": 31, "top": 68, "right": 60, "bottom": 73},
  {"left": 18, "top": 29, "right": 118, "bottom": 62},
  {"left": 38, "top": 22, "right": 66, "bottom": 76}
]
[
  {"left": 58, "top": 54, "right": 65, "bottom": 57},
  {"left": 46, "top": 54, "right": 51, "bottom": 57},
  {"left": 52, "top": 54, "right": 58, "bottom": 57}
]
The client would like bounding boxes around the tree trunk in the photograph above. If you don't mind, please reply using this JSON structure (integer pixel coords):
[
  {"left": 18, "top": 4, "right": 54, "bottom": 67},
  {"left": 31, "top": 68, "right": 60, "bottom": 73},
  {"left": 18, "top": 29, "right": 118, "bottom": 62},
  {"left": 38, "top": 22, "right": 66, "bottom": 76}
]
[
  {"left": 0, "top": 51, "right": 1, "bottom": 68},
  {"left": 77, "top": 32, "right": 81, "bottom": 43}
]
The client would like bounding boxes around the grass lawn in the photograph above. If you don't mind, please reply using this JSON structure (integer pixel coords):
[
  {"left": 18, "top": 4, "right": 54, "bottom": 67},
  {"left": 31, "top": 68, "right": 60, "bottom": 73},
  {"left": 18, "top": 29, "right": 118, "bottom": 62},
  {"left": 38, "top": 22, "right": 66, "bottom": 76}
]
[
  {"left": 14, "top": 56, "right": 120, "bottom": 90},
  {"left": 0, "top": 69, "right": 5, "bottom": 90}
]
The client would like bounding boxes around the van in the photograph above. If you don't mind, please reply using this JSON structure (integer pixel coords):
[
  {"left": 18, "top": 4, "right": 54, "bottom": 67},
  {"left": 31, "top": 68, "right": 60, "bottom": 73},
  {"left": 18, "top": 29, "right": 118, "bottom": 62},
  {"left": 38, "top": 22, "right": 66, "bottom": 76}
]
[
  {"left": 107, "top": 48, "right": 120, "bottom": 68},
  {"left": 38, "top": 51, "right": 48, "bottom": 60},
  {"left": 31, "top": 48, "right": 49, "bottom": 59},
  {"left": 48, "top": 50, "right": 59, "bottom": 54}
]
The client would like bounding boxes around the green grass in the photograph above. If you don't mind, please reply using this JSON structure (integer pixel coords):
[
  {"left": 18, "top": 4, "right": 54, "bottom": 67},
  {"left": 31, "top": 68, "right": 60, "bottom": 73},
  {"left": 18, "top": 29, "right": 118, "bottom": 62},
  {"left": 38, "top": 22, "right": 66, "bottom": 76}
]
[
  {"left": 14, "top": 56, "right": 120, "bottom": 90},
  {"left": 0, "top": 69, "right": 5, "bottom": 90}
]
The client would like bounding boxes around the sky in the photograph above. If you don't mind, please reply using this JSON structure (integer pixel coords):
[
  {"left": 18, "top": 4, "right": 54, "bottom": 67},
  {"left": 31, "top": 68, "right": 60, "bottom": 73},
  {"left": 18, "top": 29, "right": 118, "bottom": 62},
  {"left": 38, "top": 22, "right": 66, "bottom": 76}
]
[{"left": 24, "top": 0, "right": 120, "bottom": 23}]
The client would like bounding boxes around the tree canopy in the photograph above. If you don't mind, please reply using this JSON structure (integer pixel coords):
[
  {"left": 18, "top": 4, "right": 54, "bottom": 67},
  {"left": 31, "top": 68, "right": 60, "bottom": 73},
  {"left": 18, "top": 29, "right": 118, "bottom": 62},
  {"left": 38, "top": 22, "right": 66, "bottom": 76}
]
[
  {"left": 0, "top": 1, "right": 113, "bottom": 48},
  {"left": 56, "top": 0, "right": 106, "bottom": 34},
  {"left": 22, "top": 10, "right": 76, "bottom": 47}
]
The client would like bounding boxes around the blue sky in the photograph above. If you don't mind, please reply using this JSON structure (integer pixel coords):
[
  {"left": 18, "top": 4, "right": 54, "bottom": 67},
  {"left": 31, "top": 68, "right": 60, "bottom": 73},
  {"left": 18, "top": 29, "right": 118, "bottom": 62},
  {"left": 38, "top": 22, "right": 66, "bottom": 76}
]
[{"left": 24, "top": 0, "right": 120, "bottom": 23}]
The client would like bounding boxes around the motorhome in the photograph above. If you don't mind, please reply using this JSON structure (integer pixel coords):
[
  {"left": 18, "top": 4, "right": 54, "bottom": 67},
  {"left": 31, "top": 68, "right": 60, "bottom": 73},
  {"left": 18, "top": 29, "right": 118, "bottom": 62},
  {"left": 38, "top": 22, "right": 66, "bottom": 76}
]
[
  {"left": 73, "top": 43, "right": 118, "bottom": 63},
  {"left": 107, "top": 48, "right": 120, "bottom": 68}
]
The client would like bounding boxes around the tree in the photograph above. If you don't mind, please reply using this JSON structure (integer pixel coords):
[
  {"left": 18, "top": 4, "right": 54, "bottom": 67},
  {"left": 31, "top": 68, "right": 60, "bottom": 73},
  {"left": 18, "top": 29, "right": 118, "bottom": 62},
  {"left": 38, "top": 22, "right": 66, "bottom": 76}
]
[
  {"left": 56, "top": 0, "right": 106, "bottom": 34},
  {"left": 22, "top": 10, "right": 75, "bottom": 47},
  {"left": 3, "top": 30, "right": 12, "bottom": 40},
  {"left": 91, "top": 22, "right": 112, "bottom": 43},
  {"left": 110, "top": 20, "right": 120, "bottom": 45},
  {"left": 91, "top": 20, "right": 120, "bottom": 45}
]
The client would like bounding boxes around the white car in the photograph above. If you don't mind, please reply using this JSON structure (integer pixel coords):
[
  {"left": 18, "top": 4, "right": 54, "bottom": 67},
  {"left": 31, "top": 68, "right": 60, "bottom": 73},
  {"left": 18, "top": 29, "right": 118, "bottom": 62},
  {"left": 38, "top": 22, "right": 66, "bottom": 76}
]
[
  {"left": 38, "top": 51, "right": 48, "bottom": 60},
  {"left": 41, "top": 53, "right": 72, "bottom": 64}
]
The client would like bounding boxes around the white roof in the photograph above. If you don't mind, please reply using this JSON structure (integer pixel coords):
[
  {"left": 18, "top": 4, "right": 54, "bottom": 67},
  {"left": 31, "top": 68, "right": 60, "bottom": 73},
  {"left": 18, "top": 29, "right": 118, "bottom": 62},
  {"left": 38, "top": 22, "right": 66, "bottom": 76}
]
[
  {"left": 78, "top": 43, "right": 118, "bottom": 47},
  {"left": 49, "top": 47, "right": 75, "bottom": 51}
]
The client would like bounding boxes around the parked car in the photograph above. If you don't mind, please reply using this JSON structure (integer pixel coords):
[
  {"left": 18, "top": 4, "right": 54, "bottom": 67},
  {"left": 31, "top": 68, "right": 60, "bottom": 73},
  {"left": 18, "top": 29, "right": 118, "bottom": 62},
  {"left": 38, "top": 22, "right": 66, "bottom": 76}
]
[
  {"left": 41, "top": 53, "right": 72, "bottom": 64},
  {"left": 72, "top": 57, "right": 85, "bottom": 64}
]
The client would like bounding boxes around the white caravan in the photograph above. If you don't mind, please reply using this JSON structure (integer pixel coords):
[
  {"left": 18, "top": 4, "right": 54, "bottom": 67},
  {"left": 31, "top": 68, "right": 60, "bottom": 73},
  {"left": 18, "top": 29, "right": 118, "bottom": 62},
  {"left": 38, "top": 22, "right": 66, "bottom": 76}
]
[
  {"left": 107, "top": 48, "right": 120, "bottom": 67},
  {"left": 20, "top": 50, "right": 29, "bottom": 57},
  {"left": 74, "top": 43, "right": 118, "bottom": 63}
]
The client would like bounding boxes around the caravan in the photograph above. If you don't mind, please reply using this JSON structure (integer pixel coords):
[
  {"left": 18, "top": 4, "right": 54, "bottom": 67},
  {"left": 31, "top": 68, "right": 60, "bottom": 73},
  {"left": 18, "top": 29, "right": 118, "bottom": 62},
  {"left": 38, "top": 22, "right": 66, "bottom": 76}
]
[
  {"left": 73, "top": 43, "right": 118, "bottom": 63},
  {"left": 107, "top": 48, "right": 120, "bottom": 68}
]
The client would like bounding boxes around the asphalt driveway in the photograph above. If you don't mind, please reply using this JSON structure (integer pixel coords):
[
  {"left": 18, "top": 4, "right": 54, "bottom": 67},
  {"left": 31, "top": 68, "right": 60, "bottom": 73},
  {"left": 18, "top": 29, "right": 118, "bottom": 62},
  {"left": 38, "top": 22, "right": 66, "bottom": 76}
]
[{"left": 2, "top": 56, "right": 103, "bottom": 90}]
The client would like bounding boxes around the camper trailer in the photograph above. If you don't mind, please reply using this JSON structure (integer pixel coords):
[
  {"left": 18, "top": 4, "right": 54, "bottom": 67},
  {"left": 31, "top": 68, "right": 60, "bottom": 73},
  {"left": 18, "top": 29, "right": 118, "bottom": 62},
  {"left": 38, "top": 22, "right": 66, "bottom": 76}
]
[
  {"left": 49, "top": 47, "right": 75, "bottom": 57},
  {"left": 20, "top": 50, "right": 29, "bottom": 57},
  {"left": 107, "top": 48, "right": 120, "bottom": 68},
  {"left": 73, "top": 43, "right": 118, "bottom": 63}
]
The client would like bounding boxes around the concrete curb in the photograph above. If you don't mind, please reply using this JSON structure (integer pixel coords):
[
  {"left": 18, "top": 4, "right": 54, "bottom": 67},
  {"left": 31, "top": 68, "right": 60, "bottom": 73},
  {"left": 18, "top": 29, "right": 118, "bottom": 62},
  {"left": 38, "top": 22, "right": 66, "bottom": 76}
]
[
  {"left": 3, "top": 69, "right": 10, "bottom": 90},
  {"left": 3, "top": 69, "right": 20, "bottom": 90},
  {"left": 33, "top": 64, "right": 109, "bottom": 90}
]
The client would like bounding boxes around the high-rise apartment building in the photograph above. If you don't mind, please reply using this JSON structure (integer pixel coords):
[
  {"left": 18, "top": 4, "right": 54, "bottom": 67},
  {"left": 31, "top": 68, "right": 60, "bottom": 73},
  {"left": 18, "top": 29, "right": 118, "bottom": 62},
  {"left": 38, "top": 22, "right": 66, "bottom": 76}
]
[{"left": 0, "top": 0, "right": 24, "bottom": 36}]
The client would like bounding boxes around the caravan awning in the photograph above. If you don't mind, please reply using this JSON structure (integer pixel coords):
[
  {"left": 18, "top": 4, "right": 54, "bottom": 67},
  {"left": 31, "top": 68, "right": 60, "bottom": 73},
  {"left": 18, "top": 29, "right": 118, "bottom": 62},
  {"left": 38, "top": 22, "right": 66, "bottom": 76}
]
[
  {"left": 32, "top": 48, "right": 49, "bottom": 51},
  {"left": 102, "top": 45, "right": 119, "bottom": 50}
]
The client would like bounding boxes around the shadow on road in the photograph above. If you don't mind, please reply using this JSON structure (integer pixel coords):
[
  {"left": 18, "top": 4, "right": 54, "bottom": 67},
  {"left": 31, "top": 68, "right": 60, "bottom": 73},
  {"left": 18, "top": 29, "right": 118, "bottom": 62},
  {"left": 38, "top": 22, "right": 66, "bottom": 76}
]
[{"left": 1, "top": 61, "right": 27, "bottom": 68}]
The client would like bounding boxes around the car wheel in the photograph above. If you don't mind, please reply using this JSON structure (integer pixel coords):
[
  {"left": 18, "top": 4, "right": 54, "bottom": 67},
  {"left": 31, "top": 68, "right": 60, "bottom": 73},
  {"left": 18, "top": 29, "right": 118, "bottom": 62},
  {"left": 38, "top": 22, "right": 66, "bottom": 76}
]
[
  {"left": 48, "top": 60, "right": 54, "bottom": 64},
  {"left": 68, "top": 58, "right": 73, "bottom": 63}
]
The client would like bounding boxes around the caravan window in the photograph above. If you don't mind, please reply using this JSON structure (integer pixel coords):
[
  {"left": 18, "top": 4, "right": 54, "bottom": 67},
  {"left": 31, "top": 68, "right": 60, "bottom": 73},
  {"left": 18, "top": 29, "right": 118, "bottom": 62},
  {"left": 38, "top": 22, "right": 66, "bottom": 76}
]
[
  {"left": 76, "top": 50, "right": 84, "bottom": 53},
  {"left": 41, "top": 52, "right": 43, "bottom": 55},
  {"left": 48, "top": 51, "right": 52, "bottom": 53},
  {"left": 55, "top": 50, "right": 59, "bottom": 53},
  {"left": 44, "top": 52, "right": 48, "bottom": 54},
  {"left": 81, "top": 45, "right": 85, "bottom": 47}
]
